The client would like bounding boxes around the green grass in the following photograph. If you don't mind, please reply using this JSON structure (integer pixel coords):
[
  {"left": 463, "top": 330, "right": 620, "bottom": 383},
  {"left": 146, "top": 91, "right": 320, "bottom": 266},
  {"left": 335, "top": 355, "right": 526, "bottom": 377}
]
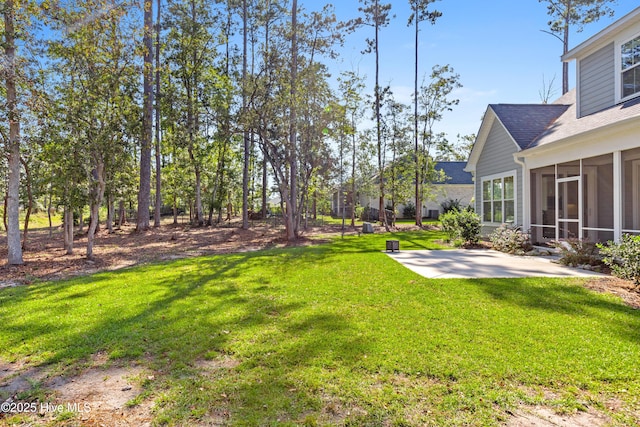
[{"left": 1, "top": 230, "right": 639, "bottom": 426}]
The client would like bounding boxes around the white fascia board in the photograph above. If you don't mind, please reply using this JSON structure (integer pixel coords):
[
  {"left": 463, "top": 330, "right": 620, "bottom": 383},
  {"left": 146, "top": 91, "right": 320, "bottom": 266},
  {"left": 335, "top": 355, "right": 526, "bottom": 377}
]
[
  {"left": 518, "top": 118, "right": 640, "bottom": 169},
  {"left": 465, "top": 106, "right": 495, "bottom": 173}
]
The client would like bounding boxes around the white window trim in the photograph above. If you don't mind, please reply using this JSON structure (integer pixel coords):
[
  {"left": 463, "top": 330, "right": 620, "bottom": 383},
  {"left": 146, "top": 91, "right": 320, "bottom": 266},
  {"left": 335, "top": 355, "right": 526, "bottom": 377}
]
[
  {"left": 480, "top": 170, "right": 517, "bottom": 225},
  {"left": 615, "top": 30, "right": 640, "bottom": 104}
]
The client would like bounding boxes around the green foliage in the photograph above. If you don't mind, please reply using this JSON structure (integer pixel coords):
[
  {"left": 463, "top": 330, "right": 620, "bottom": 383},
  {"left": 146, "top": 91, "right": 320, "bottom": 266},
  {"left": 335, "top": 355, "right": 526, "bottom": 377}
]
[
  {"left": 402, "top": 202, "right": 416, "bottom": 219},
  {"left": 440, "top": 198, "right": 462, "bottom": 214},
  {"left": 553, "top": 238, "right": 603, "bottom": 269},
  {"left": 489, "top": 224, "right": 533, "bottom": 255},
  {"left": 598, "top": 234, "right": 640, "bottom": 286},
  {"left": 439, "top": 208, "right": 480, "bottom": 244}
]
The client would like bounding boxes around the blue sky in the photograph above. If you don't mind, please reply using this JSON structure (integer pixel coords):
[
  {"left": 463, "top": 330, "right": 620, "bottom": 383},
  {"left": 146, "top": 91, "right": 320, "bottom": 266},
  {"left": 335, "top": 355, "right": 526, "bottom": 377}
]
[{"left": 328, "top": 0, "right": 639, "bottom": 143}]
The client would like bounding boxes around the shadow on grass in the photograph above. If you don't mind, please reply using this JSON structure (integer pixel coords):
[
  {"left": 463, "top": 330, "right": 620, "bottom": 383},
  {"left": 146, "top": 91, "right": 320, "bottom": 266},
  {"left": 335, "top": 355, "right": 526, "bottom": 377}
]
[
  {"left": 0, "top": 243, "right": 377, "bottom": 424},
  {"left": 474, "top": 278, "right": 640, "bottom": 344}
]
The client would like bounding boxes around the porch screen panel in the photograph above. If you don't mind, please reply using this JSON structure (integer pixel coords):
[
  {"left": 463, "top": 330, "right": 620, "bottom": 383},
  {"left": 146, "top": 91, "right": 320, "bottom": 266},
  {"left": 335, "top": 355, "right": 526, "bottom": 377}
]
[
  {"left": 623, "top": 147, "right": 640, "bottom": 233},
  {"left": 530, "top": 166, "right": 556, "bottom": 244},
  {"left": 558, "top": 160, "right": 580, "bottom": 178},
  {"left": 582, "top": 154, "right": 613, "bottom": 242}
]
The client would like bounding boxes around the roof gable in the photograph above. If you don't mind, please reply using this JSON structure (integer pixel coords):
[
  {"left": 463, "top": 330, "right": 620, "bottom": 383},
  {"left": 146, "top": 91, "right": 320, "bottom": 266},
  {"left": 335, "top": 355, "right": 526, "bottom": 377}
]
[{"left": 489, "top": 104, "right": 570, "bottom": 150}]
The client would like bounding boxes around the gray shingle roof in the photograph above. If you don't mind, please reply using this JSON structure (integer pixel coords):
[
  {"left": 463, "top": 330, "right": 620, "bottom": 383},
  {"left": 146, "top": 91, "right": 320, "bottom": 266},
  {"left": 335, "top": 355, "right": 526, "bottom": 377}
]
[
  {"left": 490, "top": 104, "right": 570, "bottom": 150},
  {"left": 529, "top": 90, "right": 640, "bottom": 150},
  {"left": 434, "top": 161, "right": 473, "bottom": 185}
]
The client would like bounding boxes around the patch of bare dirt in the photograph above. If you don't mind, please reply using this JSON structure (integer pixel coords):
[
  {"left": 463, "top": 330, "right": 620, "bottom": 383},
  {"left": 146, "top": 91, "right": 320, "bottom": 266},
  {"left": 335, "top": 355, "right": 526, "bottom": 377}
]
[
  {"left": 507, "top": 406, "right": 611, "bottom": 427},
  {"left": 0, "top": 218, "right": 339, "bottom": 286},
  {"left": 1, "top": 355, "right": 153, "bottom": 426},
  {"left": 583, "top": 276, "right": 640, "bottom": 309}
]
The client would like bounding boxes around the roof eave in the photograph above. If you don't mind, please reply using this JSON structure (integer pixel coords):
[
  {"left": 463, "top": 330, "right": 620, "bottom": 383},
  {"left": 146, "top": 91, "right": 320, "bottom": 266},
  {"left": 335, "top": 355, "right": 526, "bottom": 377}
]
[
  {"left": 563, "top": 6, "right": 640, "bottom": 62},
  {"left": 519, "top": 115, "right": 640, "bottom": 158}
]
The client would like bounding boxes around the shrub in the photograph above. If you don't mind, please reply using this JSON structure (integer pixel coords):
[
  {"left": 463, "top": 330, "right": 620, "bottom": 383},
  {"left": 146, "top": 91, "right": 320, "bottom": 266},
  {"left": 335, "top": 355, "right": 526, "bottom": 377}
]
[
  {"left": 402, "top": 203, "right": 416, "bottom": 219},
  {"left": 440, "top": 198, "right": 462, "bottom": 214},
  {"left": 597, "top": 234, "right": 640, "bottom": 286},
  {"left": 553, "top": 238, "right": 602, "bottom": 268},
  {"left": 489, "top": 224, "right": 532, "bottom": 254},
  {"left": 440, "top": 209, "right": 481, "bottom": 245}
]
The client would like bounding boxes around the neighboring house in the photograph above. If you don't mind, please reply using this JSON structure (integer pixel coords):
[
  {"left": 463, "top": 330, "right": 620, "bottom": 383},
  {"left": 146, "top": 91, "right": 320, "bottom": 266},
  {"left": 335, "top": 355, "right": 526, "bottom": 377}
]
[
  {"left": 465, "top": 6, "right": 640, "bottom": 244},
  {"left": 332, "top": 161, "right": 474, "bottom": 220}
]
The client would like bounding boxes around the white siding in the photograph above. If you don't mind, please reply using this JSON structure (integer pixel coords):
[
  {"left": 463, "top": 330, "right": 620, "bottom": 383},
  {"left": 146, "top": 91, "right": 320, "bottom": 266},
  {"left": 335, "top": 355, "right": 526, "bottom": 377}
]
[{"left": 579, "top": 42, "right": 615, "bottom": 117}]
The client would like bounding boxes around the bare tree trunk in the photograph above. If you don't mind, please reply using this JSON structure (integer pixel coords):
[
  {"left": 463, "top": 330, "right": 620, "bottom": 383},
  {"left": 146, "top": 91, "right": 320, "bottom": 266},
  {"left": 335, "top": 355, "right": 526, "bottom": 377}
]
[
  {"left": 288, "top": 0, "right": 299, "bottom": 241},
  {"left": 47, "top": 189, "right": 53, "bottom": 237},
  {"left": 117, "top": 200, "right": 125, "bottom": 228},
  {"left": 106, "top": 194, "right": 114, "bottom": 234},
  {"left": 20, "top": 158, "right": 32, "bottom": 251},
  {"left": 241, "top": 0, "right": 250, "bottom": 230},
  {"left": 64, "top": 206, "right": 74, "bottom": 255},
  {"left": 137, "top": 0, "right": 154, "bottom": 232},
  {"left": 562, "top": 21, "right": 569, "bottom": 95},
  {"left": 3, "top": 192, "right": 7, "bottom": 232},
  {"left": 414, "top": 8, "right": 422, "bottom": 227},
  {"left": 172, "top": 195, "right": 178, "bottom": 225},
  {"left": 87, "top": 158, "right": 106, "bottom": 259},
  {"left": 4, "top": 0, "right": 23, "bottom": 265},
  {"left": 153, "top": 0, "right": 162, "bottom": 227}
]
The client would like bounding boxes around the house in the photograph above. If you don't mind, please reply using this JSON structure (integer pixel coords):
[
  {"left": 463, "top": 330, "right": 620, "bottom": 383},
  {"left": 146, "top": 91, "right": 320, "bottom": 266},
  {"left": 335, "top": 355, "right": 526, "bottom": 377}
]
[
  {"left": 332, "top": 161, "right": 474, "bottom": 220},
  {"left": 465, "top": 6, "right": 640, "bottom": 244}
]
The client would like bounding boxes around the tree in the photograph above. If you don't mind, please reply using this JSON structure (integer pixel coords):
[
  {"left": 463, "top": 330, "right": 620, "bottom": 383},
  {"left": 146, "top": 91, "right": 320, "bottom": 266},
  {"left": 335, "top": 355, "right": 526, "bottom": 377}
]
[
  {"left": 47, "top": 0, "right": 139, "bottom": 259},
  {"left": 338, "top": 70, "right": 367, "bottom": 227},
  {"left": 416, "top": 65, "right": 461, "bottom": 215},
  {"left": 539, "top": 0, "right": 616, "bottom": 94},
  {"left": 154, "top": 0, "right": 162, "bottom": 227},
  {"left": 346, "top": 0, "right": 393, "bottom": 229},
  {"left": 138, "top": 0, "right": 154, "bottom": 232},
  {"left": 164, "top": 0, "right": 218, "bottom": 227},
  {"left": 3, "top": 0, "right": 24, "bottom": 265},
  {"left": 408, "top": 0, "right": 441, "bottom": 226}
]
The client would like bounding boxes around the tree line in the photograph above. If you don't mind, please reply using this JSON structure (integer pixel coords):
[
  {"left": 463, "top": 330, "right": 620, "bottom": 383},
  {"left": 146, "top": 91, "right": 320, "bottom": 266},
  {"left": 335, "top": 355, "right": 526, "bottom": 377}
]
[{"left": 3, "top": 0, "right": 611, "bottom": 265}]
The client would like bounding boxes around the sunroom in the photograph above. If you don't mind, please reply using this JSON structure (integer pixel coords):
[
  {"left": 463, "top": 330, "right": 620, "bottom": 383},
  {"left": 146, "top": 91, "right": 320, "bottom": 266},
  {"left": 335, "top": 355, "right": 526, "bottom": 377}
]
[{"left": 525, "top": 147, "right": 640, "bottom": 245}]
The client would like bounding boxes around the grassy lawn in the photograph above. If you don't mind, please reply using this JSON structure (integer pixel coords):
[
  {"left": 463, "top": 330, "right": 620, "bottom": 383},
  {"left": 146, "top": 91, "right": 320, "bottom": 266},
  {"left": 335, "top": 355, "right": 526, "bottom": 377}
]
[{"left": 1, "top": 230, "right": 639, "bottom": 425}]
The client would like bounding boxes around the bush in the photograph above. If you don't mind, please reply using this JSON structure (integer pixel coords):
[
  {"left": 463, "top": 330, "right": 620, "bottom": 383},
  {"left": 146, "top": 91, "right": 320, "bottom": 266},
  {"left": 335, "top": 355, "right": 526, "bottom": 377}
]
[
  {"left": 402, "top": 203, "right": 416, "bottom": 219},
  {"left": 440, "top": 198, "right": 462, "bottom": 214},
  {"left": 597, "top": 234, "right": 640, "bottom": 286},
  {"left": 489, "top": 224, "right": 532, "bottom": 254},
  {"left": 440, "top": 209, "right": 481, "bottom": 245},
  {"left": 553, "top": 238, "right": 602, "bottom": 268}
]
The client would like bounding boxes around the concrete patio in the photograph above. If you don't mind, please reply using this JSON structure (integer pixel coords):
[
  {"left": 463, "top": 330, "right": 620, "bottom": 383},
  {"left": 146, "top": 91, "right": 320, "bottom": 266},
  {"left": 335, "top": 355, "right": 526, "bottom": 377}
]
[{"left": 386, "top": 249, "right": 605, "bottom": 279}]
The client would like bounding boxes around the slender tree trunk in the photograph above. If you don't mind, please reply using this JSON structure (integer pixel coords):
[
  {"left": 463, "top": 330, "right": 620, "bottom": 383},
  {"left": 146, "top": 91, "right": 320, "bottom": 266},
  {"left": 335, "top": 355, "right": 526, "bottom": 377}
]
[
  {"left": 20, "top": 158, "right": 32, "bottom": 251},
  {"left": 3, "top": 193, "right": 7, "bottom": 232},
  {"left": 117, "top": 200, "right": 125, "bottom": 228},
  {"left": 137, "top": 0, "right": 154, "bottom": 232},
  {"left": 241, "top": 0, "right": 250, "bottom": 230},
  {"left": 64, "top": 205, "right": 74, "bottom": 255},
  {"left": 414, "top": 9, "right": 422, "bottom": 226},
  {"left": 106, "top": 194, "right": 114, "bottom": 234},
  {"left": 562, "top": 20, "right": 569, "bottom": 95},
  {"left": 373, "top": 0, "right": 388, "bottom": 231},
  {"left": 4, "top": 0, "right": 23, "bottom": 265},
  {"left": 87, "top": 158, "right": 106, "bottom": 259},
  {"left": 47, "top": 189, "right": 53, "bottom": 237},
  {"left": 172, "top": 195, "right": 178, "bottom": 225},
  {"left": 261, "top": 157, "right": 267, "bottom": 218},
  {"left": 288, "top": 0, "right": 299, "bottom": 241},
  {"left": 154, "top": 0, "right": 162, "bottom": 227}
]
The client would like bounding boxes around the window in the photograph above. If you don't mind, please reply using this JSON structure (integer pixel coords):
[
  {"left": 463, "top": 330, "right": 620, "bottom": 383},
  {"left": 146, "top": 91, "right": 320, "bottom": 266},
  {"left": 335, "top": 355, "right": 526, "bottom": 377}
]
[
  {"left": 621, "top": 35, "right": 640, "bottom": 99},
  {"left": 481, "top": 173, "right": 515, "bottom": 224}
]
